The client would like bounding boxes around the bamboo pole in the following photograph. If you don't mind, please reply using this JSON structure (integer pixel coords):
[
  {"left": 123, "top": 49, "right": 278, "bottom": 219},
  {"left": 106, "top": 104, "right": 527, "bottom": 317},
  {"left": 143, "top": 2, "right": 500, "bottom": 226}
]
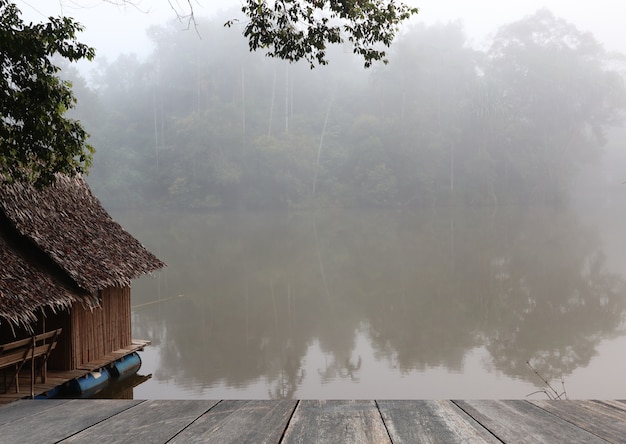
[{"left": 30, "top": 335, "right": 35, "bottom": 398}]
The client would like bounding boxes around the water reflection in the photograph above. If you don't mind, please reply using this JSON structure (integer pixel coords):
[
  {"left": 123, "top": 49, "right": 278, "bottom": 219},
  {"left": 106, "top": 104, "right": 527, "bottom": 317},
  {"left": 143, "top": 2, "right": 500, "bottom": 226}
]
[{"left": 120, "top": 206, "right": 626, "bottom": 398}]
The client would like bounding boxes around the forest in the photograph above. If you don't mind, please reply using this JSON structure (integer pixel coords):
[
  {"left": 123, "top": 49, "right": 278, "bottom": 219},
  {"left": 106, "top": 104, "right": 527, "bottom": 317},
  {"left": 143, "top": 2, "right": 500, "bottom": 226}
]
[{"left": 66, "top": 9, "right": 626, "bottom": 210}]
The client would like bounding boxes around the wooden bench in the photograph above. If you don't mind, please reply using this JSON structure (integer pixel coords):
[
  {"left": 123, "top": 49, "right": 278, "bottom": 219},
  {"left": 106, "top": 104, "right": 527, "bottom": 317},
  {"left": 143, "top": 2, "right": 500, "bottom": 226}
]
[{"left": 0, "top": 328, "right": 62, "bottom": 395}]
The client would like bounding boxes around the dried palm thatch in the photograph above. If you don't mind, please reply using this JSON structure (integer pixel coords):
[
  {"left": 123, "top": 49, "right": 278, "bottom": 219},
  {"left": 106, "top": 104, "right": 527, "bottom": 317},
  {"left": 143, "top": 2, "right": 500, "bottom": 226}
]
[
  {"left": 0, "top": 174, "right": 165, "bottom": 330},
  {"left": 0, "top": 234, "right": 99, "bottom": 333}
]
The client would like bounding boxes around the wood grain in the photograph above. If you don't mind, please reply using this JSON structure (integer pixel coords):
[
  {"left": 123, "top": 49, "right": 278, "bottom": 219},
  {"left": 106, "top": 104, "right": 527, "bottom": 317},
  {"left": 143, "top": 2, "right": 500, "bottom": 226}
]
[
  {"left": 378, "top": 400, "right": 500, "bottom": 443},
  {"left": 0, "top": 399, "right": 72, "bottom": 427},
  {"left": 0, "top": 399, "right": 142, "bottom": 443},
  {"left": 282, "top": 400, "right": 391, "bottom": 444},
  {"left": 0, "top": 399, "right": 623, "bottom": 443},
  {"left": 170, "top": 399, "right": 296, "bottom": 444},
  {"left": 454, "top": 400, "right": 606, "bottom": 444},
  {"left": 529, "top": 400, "right": 626, "bottom": 443},
  {"left": 62, "top": 399, "right": 218, "bottom": 443}
]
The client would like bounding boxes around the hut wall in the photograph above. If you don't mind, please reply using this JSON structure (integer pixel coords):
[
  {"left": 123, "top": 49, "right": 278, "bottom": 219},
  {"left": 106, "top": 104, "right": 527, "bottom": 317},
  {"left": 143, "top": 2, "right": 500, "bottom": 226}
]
[
  {"left": 70, "top": 286, "right": 132, "bottom": 369},
  {"left": 42, "top": 308, "right": 72, "bottom": 370}
]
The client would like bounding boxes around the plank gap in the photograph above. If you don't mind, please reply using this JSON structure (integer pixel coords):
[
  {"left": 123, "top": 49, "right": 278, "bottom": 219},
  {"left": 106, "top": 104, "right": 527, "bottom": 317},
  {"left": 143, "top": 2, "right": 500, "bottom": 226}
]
[
  {"left": 57, "top": 400, "right": 147, "bottom": 443},
  {"left": 165, "top": 400, "right": 224, "bottom": 443},
  {"left": 278, "top": 399, "right": 300, "bottom": 444},
  {"left": 374, "top": 400, "right": 394, "bottom": 443},
  {"left": 450, "top": 400, "right": 506, "bottom": 443}
]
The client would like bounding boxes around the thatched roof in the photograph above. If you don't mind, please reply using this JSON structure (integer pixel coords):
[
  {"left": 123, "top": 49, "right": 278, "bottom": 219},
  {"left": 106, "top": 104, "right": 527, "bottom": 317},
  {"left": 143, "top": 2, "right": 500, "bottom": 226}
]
[
  {"left": 0, "top": 175, "right": 165, "bottom": 323},
  {"left": 0, "top": 233, "right": 99, "bottom": 332}
]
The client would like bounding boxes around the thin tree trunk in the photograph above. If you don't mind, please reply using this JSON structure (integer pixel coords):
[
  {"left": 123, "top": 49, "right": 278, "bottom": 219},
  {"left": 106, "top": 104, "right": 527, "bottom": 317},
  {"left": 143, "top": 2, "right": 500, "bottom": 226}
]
[
  {"left": 268, "top": 67, "right": 277, "bottom": 137},
  {"left": 312, "top": 92, "right": 335, "bottom": 198},
  {"left": 285, "top": 64, "right": 289, "bottom": 133},
  {"left": 241, "top": 66, "right": 246, "bottom": 137},
  {"left": 152, "top": 83, "right": 159, "bottom": 171}
]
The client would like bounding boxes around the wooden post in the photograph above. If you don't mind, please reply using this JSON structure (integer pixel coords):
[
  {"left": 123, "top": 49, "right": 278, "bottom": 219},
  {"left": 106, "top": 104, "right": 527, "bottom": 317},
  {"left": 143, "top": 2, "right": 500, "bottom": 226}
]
[{"left": 30, "top": 335, "right": 35, "bottom": 399}]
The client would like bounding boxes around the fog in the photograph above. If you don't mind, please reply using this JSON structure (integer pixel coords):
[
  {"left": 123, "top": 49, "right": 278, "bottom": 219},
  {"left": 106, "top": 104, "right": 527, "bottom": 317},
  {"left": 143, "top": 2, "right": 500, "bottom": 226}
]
[
  {"left": 13, "top": 1, "right": 626, "bottom": 398},
  {"left": 19, "top": 1, "right": 626, "bottom": 62},
  {"left": 50, "top": 7, "right": 625, "bottom": 211}
]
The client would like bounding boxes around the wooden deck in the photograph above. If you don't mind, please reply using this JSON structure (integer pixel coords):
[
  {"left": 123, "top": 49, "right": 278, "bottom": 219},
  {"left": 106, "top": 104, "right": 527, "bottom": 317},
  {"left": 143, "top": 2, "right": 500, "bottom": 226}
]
[
  {"left": 0, "top": 399, "right": 625, "bottom": 443},
  {"left": 0, "top": 340, "right": 149, "bottom": 405}
]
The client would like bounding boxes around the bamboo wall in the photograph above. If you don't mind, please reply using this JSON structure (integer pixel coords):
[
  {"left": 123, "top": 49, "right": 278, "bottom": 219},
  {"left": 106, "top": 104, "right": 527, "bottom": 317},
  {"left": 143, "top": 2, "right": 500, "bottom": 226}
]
[
  {"left": 2, "top": 286, "right": 132, "bottom": 371},
  {"left": 69, "top": 286, "right": 132, "bottom": 369},
  {"left": 43, "top": 309, "right": 72, "bottom": 370}
]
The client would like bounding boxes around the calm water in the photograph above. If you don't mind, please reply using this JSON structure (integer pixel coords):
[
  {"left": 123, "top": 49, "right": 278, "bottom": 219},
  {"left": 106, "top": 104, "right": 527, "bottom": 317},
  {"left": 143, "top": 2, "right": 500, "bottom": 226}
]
[{"left": 114, "top": 205, "right": 626, "bottom": 399}]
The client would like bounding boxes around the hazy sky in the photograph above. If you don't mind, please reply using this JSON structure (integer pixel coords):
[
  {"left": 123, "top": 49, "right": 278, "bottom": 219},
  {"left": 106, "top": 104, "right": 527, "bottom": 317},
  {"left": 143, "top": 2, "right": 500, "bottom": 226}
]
[{"left": 16, "top": 0, "right": 626, "bottom": 62}]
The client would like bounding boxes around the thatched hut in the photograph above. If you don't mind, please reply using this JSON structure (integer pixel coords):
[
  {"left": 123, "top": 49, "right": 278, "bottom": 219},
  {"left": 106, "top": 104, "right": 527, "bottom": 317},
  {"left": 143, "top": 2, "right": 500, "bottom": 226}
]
[{"left": 0, "top": 175, "right": 164, "bottom": 371}]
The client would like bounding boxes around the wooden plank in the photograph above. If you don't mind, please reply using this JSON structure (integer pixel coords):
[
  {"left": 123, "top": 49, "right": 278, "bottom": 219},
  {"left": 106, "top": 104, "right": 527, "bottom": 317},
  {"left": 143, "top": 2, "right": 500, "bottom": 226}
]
[
  {"left": 0, "top": 399, "right": 143, "bottom": 443},
  {"left": 377, "top": 400, "right": 500, "bottom": 443},
  {"left": 1, "top": 399, "right": 625, "bottom": 443},
  {"left": 454, "top": 400, "right": 606, "bottom": 443},
  {"left": 0, "top": 399, "right": 73, "bottom": 426},
  {"left": 170, "top": 400, "right": 296, "bottom": 444},
  {"left": 596, "top": 400, "right": 626, "bottom": 412},
  {"left": 529, "top": 400, "right": 626, "bottom": 443},
  {"left": 61, "top": 400, "right": 218, "bottom": 443},
  {"left": 282, "top": 400, "right": 390, "bottom": 444}
]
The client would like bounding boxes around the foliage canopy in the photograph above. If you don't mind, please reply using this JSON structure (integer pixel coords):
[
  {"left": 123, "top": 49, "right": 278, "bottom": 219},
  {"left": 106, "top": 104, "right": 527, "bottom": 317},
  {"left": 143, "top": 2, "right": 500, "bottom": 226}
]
[
  {"left": 227, "top": 0, "right": 419, "bottom": 68},
  {"left": 0, "top": 0, "right": 95, "bottom": 187}
]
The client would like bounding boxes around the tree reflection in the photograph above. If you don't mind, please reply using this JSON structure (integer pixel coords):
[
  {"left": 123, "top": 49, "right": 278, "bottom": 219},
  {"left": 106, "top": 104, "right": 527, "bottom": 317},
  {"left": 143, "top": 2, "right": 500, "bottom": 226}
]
[
  {"left": 123, "top": 205, "right": 626, "bottom": 397},
  {"left": 480, "top": 208, "right": 626, "bottom": 382}
]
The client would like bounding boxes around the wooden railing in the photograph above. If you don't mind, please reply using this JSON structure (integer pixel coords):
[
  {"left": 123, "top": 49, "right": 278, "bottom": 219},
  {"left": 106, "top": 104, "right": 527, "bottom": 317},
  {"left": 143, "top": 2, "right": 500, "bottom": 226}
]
[{"left": 0, "top": 328, "right": 62, "bottom": 396}]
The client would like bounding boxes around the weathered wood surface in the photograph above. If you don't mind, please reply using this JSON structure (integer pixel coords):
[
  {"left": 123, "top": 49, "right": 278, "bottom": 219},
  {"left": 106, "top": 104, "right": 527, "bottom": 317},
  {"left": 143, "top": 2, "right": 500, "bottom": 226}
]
[
  {"left": 64, "top": 400, "right": 217, "bottom": 444},
  {"left": 454, "top": 400, "right": 608, "bottom": 443},
  {"left": 0, "top": 399, "right": 142, "bottom": 443},
  {"left": 282, "top": 400, "right": 390, "bottom": 443},
  {"left": 170, "top": 399, "right": 296, "bottom": 444},
  {"left": 0, "top": 399, "right": 72, "bottom": 428},
  {"left": 377, "top": 400, "right": 501, "bottom": 443},
  {"left": 528, "top": 400, "right": 626, "bottom": 443},
  {"left": 0, "top": 399, "right": 625, "bottom": 443}
]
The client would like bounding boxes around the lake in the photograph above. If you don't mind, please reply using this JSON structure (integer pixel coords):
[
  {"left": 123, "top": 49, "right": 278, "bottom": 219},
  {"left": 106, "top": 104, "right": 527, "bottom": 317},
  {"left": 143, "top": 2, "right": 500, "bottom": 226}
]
[{"left": 112, "top": 203, "right": 626, "bottom": 399}]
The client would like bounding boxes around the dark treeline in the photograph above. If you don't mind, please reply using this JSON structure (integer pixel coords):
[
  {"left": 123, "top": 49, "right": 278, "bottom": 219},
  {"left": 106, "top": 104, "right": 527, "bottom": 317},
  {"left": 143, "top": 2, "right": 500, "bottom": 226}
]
[{"left": 70, "top": 9, "right": 626, "bottom": 209}]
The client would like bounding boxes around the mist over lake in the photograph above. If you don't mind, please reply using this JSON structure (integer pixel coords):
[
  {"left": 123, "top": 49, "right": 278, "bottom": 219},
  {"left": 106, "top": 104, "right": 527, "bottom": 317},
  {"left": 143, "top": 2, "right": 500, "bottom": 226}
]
[{"left": 114, "top": 203, "right": 626, "bottom": 399}]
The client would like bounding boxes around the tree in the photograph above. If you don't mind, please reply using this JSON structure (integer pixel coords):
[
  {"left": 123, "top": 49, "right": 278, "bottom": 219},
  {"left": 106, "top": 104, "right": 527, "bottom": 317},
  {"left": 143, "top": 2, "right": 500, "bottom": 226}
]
[
  {"left": 79, "top": 0, "right": 419, "bottom": 68},
  {"left": 0, "top": 0, "right": 95, "bottom": 187},
  {"left": 485, "top": 9, "right": 626, "bottom": 203},
  {"left": 2, "top": 0, "right": 416, "bottom": 188},
  {"left": 227, "top": 0, "right": 419, "bottom": 68}
]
